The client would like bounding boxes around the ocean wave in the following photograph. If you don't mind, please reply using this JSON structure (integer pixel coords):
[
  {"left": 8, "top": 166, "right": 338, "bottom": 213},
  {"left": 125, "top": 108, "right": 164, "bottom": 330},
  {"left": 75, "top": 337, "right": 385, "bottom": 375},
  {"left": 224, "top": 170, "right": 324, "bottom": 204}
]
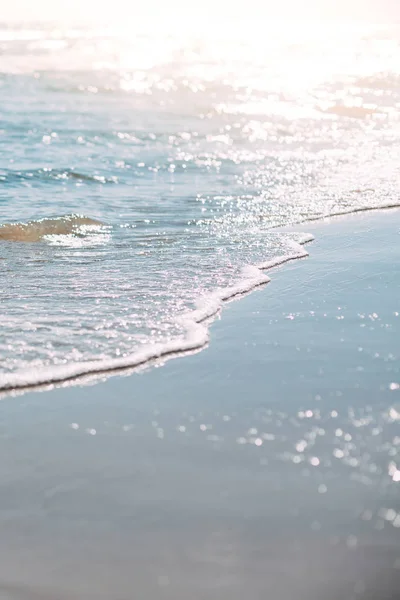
[
  {"left": 0, "top": 214, "right": 105, "bottom": 242},
  {"left": 1, "top": 202, "right": 399, "bottom": 394},
  {"left": 0, "top": 235, "right": 311, "bottom": 393},
  {"left": 319, "top": 104, "right": 378, "bottom": 119},
  {"left": 0, "top": 169, "right": 119, "bottom": 185},
  {"left": 354, "top": 73, "right": 400, "bottom": 91}
]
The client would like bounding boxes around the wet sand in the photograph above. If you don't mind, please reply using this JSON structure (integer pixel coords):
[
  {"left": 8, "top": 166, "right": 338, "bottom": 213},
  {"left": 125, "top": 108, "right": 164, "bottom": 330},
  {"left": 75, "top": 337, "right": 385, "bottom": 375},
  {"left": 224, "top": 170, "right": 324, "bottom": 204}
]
[{"left": 0, "top": 210, "right": 399, "bottom": 599}]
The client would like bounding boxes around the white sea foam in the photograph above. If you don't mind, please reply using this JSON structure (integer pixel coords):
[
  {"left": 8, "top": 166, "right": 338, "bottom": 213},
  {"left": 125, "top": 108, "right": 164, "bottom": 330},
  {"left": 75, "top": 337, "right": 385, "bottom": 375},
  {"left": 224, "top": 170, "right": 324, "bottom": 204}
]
[{"left": 0, "top": 234, "right": 312, "bottom": 392}]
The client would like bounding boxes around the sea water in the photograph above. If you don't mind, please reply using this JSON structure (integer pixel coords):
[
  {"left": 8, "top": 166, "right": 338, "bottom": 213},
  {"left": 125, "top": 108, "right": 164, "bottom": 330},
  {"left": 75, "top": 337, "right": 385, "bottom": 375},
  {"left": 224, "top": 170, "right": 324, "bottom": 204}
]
[{"left": 1, "top": 17, "right": 400, "bottom": 389}]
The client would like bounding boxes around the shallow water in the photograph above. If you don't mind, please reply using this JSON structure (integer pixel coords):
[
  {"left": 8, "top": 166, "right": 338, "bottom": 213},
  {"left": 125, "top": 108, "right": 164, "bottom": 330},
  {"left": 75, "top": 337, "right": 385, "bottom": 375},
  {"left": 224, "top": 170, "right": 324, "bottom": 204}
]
[
  {"left": 0, "top": 213, "right": 399, "bottom": 600},
  {"left": 1, "top": 18, "right": 400, "bottom": 388}
]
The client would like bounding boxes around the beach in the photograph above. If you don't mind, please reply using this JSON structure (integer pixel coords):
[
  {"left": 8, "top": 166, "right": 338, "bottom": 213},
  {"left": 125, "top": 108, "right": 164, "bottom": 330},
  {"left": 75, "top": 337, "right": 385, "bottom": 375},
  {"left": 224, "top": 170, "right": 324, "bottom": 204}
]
[
  {"left": 0, "top": 209, "right": 399, "bottom": 599},
  {"left": 1, "top": 9, "right": 400, "bottom": 600}
]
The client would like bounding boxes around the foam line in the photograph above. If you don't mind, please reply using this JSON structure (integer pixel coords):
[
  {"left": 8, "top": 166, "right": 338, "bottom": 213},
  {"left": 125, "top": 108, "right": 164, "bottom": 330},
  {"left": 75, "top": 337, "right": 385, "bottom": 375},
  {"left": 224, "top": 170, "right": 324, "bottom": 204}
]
[
  {"left": 0, "top": 237, "right": 312, "bottom": 392},
  {"left": 1, "top": 201, "right": 399, "bottom": 394},
  {"left": 268, "top": 201, "right": 400, "bottom": 230}
]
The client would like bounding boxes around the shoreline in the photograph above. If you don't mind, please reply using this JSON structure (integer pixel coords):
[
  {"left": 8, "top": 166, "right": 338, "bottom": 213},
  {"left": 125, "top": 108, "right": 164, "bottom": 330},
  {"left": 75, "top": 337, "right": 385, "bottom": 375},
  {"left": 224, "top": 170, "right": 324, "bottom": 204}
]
[
  {"left": 0, "top": 209, "right": 399, "bottom": 598},
  {"left": 1, "top": 204, "right": 399, "bottom": 397}
]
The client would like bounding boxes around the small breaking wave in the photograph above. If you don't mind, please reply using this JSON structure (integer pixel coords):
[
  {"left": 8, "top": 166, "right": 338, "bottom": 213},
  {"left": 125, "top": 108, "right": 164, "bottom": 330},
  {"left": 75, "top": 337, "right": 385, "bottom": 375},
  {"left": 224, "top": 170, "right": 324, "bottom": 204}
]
[
  {"left": 354, "top": 73, "right": 400, "bottom": 91},
  {"left": 0, "top": 169, "right": 119, "bottom": 185},
  {"left": 0, "top": 215, "right": 105, "bottom": 242},
  {"left": 1, "top": 202, "right": 399, "bottom": 394},
  {"left": 319, "top": 104, "right": 378, "bottom": 119},
  {"left": 0, "top": 234, "right": 312, "bottom": 392}
]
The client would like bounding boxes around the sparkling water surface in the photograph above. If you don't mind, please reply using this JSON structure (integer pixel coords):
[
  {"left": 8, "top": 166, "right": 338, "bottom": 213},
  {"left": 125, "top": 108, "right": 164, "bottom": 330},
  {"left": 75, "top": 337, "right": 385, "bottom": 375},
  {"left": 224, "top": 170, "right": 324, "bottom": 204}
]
[{"left": 1, "top": 19, "right": 400, "bottom": 386}]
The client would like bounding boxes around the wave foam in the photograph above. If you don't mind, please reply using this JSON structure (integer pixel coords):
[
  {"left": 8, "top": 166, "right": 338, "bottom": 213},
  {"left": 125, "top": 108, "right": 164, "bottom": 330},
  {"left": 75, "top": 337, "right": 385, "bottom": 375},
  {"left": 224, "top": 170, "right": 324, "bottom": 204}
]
[
  {"left": 1, "top": 203, "right": 399, "bottom": 394},
  {"left": 0, "top": 236, "right": 311, "bottom": 393}
]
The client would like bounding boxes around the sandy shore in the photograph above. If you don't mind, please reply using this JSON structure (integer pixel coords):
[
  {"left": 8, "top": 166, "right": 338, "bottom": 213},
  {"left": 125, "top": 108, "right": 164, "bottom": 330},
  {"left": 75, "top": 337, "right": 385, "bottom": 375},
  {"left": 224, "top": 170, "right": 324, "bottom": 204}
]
[{"left": 0, "top": 210, "right": 399, "bottom": 600}]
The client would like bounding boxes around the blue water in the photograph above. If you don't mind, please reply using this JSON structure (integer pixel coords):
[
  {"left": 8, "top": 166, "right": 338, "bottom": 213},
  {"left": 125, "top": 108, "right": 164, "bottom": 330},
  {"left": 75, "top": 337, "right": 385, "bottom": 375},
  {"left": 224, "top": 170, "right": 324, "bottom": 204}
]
[{"left": 1, "top": 19, "right": 400, "bottom": 389}]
